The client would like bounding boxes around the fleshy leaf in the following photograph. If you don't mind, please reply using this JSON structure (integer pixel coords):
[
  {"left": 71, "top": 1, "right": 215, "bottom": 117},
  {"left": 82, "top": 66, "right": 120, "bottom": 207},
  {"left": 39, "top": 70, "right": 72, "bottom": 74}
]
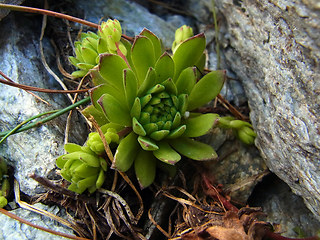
[
  {"left": 82, "top": 104, "right": 109, "bottom": 126},
  {"left": 153, "top": 141, "right": 181, "bottom": 165},
  {"left": 149, "top": 130, "right": 170, "bottom": 141},
  {"left": 138, "top": 136, "right": 159, "bottom": 151},
  {"left": 131, "top": 35, "right": 156, "bottom": 85},
  {"left": 89, "top": 84, "right": 126, "bottom": 113},
  {"left": 132, "top": 117, "right": 147, "bottom": 136},
  {"left": 130, "top": 97, "right": 142, "bottom": 119},
  {"left": 175, "top": 67, "right": 196, "bottom": 94},
  {"left": 172, "top": 33, "right": 206, "bottom": 81},
  {"left": 137, "top": 67, "right": 157, "bottom": 97},
  {"left": 134, "top": 149, "right": 156, "bottom": 188},
  {"left": 140, "top": 28, "right": 162, "bottom": 60},
  {"left": 98, "top": 93, "right": 131, "bottom": 126},
  {"left": 113, "top": 131, "right": 139, "bottom": 172},
  {"left": 155, "top": 52, "right": 175, "bottom": 83},
  {"left": 187, "top": 70, "right": 226, "bottom": 111},
  {"left": 169, "top": 138, "right": 217, "bottom": 161},
  {"left": 162, "top": 78, "right": 177, "bottom": 95},
  {"left": 182, "top": 113, "right": 219, "bottom": 137},
  {"left": 98, "top": 53, "right": 128, "bottom": 92},
  {"left": 123, "top": 69, "right": 138, "bottom": 108}
]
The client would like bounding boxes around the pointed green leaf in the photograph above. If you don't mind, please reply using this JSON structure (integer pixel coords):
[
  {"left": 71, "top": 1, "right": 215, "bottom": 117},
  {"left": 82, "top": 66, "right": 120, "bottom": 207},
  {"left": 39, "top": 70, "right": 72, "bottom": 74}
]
[
  {"left": 137, "top": 67, "right": 157, "bottom": 96},
  {"left": 81, "top": 104, "right": 109, "bottom": 127},
  {"left": 182, "top": 113, "right": 219, "bottom": 137},
  {"left": 175, "top": 67, "right": 196, "bottom": 94},
  {"left": 178, "top": 94, "right": 188, "bottom": 116},
  {"left": 131, "top": 35, "right": 156, "bottom": 85},
  {"left": 170, "top": 138, "right": 217, "bottom": 161},
  {"left": 64, "top": 143, "right": 83, "bottom": 153},
  {"left": 77, "top": 63, "right": 95, "bottom": 71},
  {"left": 140, "top": 28, "right": 162, "bottom": 60},
  {"left": 187, "top": 70, "right": 226, "bottom": 110},
  {"left": 69, "top": 56, "right": 80, "bottom": 67},
  {"left": 195, "top": 53, "right": 206, "bottom": 77},
  {"left": 98, "top": 93, "right": 131, "bottom": 126},
  {"left": 162, "top": 78, "right": 177, "bottom": 95},
  {"left": 150, "top": 130, "right": 170, "bottom": 141},
  {"left": 132, "top": 117, "right": 147, "bottom": 136},
  {"left": 90, "top": 68, "right": 107, "bottom": 86},
  {"left": 71, "top": 70, "right": 88, "bottom": 78},
  {"left": 167, "top": 125, "right": 186, "bottom": 139},
  {"left": 56, "top": 155, "right": 67, "bottom": 169},
  {"left": 172, "top": 33, "right": 206, "bottom": 81},
  {"left": 155, "top": 52, "right": 174, "bottom": 83},
  {"left": 130, "top": 97, "right": 142, "bottom": 119},
  {"left": 81, "top": 47, "right": 97, "bottom": 64},
  {"left": 134, "top": 149, "right": 156, "bottom": 188},
  {"left": 123, "top": 69, "right": 138, "bottom": 108},
  {"left": 98, "top": 53, "right": 128, "bottom": 92},
  {"left": 89, "top": 84, "right": 126, "bottom": 112},
  {"left": 137, "top": 136, "right": 159, "bottom": 151},
  {"left": 113, "top": 131, "right": 139, "bottom": 172},
  {"left": 153, "top": 141, "right": 181, "bottom": 165},
  {"left": 97, "top": 37, "right": 109, "bottom": 54}
]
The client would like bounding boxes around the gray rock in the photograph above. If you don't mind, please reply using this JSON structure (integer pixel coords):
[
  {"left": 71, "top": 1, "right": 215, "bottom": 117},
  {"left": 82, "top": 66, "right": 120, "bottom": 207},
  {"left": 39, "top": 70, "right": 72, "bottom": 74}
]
[
  {"left": 0, "top": 203, "right": 75, "bottom": 240},
  {"left": 0, "top": 12, "right": 88, "bottom": 195},
  {"left": 203, "top": 128, "right": 268, "bottom": 203},
  {"left": 77, "top": 0, "right": 180, "bottom": 48},
  {"left": 200, "top": 0, "right": 320, "bottom": 220},
  {"left": 249, "top": 175, "right": 320, "bottom": 237},
  {"left": 0, "top": 0, "right": 24, "bottom": 21}
]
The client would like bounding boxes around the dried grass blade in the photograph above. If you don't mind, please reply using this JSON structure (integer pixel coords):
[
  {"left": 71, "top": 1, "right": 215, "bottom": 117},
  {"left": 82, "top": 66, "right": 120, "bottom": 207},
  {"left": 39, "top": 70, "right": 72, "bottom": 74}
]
[
  {"left": 148, "top": 208, "right": 171, "bottom": 238},
  {"left": 13, "top": 179, "right": 89, "bottom": 239}
]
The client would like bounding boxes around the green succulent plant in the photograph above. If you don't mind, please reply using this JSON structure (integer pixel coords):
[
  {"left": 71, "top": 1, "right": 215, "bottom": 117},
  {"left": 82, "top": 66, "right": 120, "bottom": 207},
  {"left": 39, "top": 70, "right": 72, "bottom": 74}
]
[
  {"left": 81, "top": 25, "right": 226, "bottom": 188},
  {"left": 58, "top": 20, "right": 256, "bottom": 192},
  {"left": 0, "top": 158, "right": 9, "bottom": 207},
  {"left": 68, "top": 19, "right": 127, "bottom": 78},
  {"left": 217, "top": 116, "right": 257, "bottom": 145},
  {"left": 56, "top": 124, "right": 120, "bottom": 194}
]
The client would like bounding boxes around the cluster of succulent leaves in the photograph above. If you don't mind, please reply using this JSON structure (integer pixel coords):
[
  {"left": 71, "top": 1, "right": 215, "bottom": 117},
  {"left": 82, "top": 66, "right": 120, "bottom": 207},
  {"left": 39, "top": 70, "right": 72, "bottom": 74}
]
[
  {"left": 0, "top": 158, "right": 9, "bottom": 207},
  {"left": 57, "top": 21, "right": 256, "bottom": 191}
]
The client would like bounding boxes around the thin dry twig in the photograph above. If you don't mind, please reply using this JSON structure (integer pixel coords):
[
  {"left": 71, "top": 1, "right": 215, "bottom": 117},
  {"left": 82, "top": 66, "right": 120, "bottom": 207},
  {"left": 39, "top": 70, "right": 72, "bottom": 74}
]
[
  {"left": 148, "top": 208, "right": 171, "bottom": 238},
  {"left": 0, "top": 71, "right": 50, "bottom": 105},
  {"left": 13, "top": 179, "right": 88, "bottom": 239}
]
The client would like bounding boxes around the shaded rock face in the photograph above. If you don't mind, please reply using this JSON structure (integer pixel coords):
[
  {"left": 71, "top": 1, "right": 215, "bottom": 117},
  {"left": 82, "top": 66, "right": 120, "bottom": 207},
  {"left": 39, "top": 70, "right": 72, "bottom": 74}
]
[
  {"left": 0, "top": 0, "right": 25, "bottom": 20},
  {"left": 212, "top": 0, "right": 320, "bottom": 219},
  {"left": 0, "top": 12, "right": 88, "bottom": 195}
]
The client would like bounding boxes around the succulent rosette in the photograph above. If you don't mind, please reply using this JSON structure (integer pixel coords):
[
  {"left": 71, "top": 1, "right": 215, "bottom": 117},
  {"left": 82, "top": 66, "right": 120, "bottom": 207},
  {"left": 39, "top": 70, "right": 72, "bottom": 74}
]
[
  {"left": 56, "top": 123, "right": 120, "bottom": 194},
  {"left": 84, "top": 27, "right": 225, "bottom": 188},
  {"left": 68, "top": 19, "right": 127, "bottom": 78}
]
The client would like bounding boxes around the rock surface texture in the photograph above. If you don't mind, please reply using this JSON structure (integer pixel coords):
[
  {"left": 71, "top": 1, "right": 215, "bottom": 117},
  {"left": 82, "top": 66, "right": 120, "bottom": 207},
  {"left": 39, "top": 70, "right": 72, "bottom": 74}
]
[{"left": 212, "top": 0, "right": 320, "bottom": 219}]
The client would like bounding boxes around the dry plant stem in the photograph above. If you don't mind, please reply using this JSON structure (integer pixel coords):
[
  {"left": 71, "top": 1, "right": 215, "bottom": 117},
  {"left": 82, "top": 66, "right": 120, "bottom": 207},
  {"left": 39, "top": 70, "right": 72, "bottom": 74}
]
[
  {"left": 65, "top": 73, "right": 88, "bottom": 146},
  {"left": 29, "top": 174, "right": 95, "bottom": 204},
  {"left": 39, "top": 4, "right": 74, "bottom": 103},
  {"left": 0, "top": 76, "right": 89, "bottom": 93},
  {"left": 0, "top": 3, "right": 98, "bottom": 28},
  {"left": 84, "top": 204, "right": 97, "bottom": 240},
  {"left": 89, "top": 117, "right": 114, "bottom": 163},
  {"left": 0, "top": 70, "right": 49, "bottom": 104},
  {"left": 0, "top": 208, "right": 90, "bottom": 240},
  {"left": 148, "top": 208, "right": 171, "bottom": 238},
  {"left": 217, "top": 94, "right": 248, "bottom": 120},
  {"left": 0, "top": 3, "right": 134, "bottom": 42},
  {"left": 13, "top": 179, "right": 89, "bottom": 239},
  {"left": 202, "top": 174, "right": 238, "bottom": 212}
]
